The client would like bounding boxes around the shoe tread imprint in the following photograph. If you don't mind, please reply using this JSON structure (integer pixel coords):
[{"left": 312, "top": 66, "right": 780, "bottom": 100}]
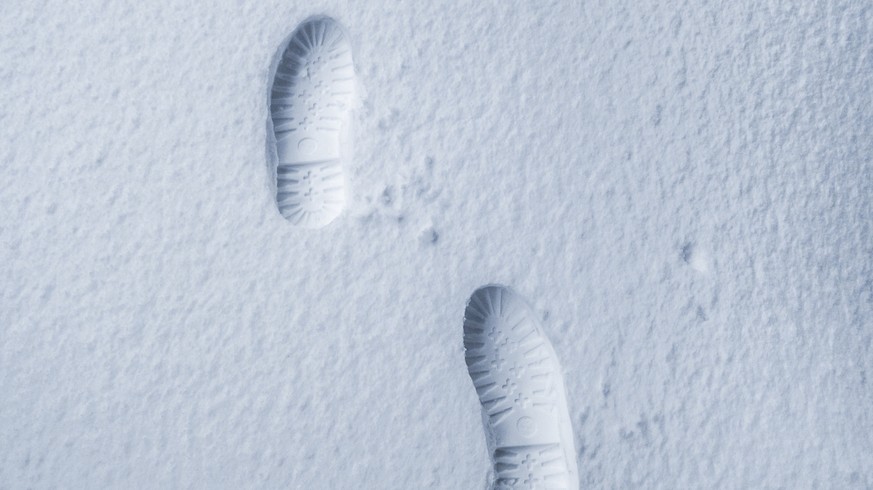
[
  {"left": 269, "top": 17, "right": 354, "bottom": 227},
  {"left": 464, "top": 285, "right": 579, "bottom": 490}
]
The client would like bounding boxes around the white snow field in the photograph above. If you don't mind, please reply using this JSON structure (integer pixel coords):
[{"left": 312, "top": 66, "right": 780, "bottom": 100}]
[{"left": 1, "top": 0, "right": 871, "bottom": 488}]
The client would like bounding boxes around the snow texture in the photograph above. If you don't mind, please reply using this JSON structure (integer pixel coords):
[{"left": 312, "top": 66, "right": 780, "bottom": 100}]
[{"left": 1, "top": 0, "right": 871, "bottom": 488}]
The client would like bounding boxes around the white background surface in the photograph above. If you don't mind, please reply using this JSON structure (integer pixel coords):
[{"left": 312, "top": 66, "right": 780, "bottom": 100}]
[{"left": 1, "top": 0, "right": 871, "bottom": 488}]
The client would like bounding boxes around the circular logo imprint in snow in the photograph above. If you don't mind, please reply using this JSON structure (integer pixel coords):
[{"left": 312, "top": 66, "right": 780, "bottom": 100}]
[
  {"left": 297, "top": 138, "right": 318, "bottom": 155},
  {"left": 517, "top": 416, "right": 537, "bottom": 436}
]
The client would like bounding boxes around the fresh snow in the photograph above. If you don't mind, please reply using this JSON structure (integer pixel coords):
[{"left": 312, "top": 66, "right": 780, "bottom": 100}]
[{"left": 1, "top": 1, "right": 871, "bottom": 488}]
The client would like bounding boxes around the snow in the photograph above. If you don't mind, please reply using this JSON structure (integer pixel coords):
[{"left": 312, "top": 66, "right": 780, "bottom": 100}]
[{"left": 1, "top": 0, "right": 871, "bottom": 488}]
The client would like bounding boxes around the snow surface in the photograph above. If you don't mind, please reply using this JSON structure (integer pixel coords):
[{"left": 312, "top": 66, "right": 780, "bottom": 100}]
[{"left": 1, "top": 0, "right": 872, "bottom": 488}]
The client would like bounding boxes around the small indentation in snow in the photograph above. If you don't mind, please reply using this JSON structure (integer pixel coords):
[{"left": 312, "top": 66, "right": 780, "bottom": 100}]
[
  {"left": 652, "top": 104, "right": 662, "bottom": 126},
  {"left": 419, "top": 227, "right": 439, "bottom": 245},
  {"left": 381, "top": 186, "right": 394, "bottom": 205},
  {"left": 681, "top": 242, "right": 710, "bottom": 274},
  {"left": 41, "top": 285, "right": 55, "bottom": 305}
]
